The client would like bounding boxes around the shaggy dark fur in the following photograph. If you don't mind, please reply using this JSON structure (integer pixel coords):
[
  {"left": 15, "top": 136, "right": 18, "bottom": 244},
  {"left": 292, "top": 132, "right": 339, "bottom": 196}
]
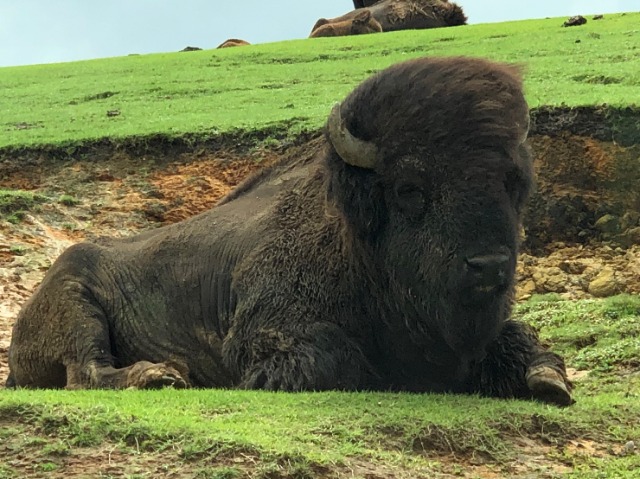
[
  {"left": 7, "top": 56, "right": 572, "bottom": 406},
  {"left": 310, "top": 9, "right": 383, "bottom": 38},
  {"left": 313, "top": 0, "right": 467, "bottom": 36}
]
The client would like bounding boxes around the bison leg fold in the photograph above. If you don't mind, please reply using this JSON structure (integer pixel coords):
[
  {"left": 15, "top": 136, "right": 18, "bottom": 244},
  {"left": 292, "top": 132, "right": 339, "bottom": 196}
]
[
  {"left": 227, "top": 324, "right": 373, "bottom": 391},
  {"left": 469, "top": 321, "right": 573, "bottom": 406}
]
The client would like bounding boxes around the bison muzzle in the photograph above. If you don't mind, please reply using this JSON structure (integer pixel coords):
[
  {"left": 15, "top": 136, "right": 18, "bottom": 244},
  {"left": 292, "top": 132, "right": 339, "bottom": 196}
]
[{"left": 7, "top": 56, "right": 572, "bottom": 406}]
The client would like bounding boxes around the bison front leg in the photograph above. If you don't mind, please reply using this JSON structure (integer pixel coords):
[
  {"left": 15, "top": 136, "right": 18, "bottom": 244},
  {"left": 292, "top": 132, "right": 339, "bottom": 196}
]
[
  {"left": 77, "top": 360, "right": 188, "bottom": 390},
  {"left": 225, "top": 324, "right": 373, "bottom": 391},
  {"left": 63, "top": 300, "right": 190, "bottom": 390},
  {"left": 468, "top": 321, "right": 573, "bottom": 406},
  {"left": 8, "top": 243, "right": 189, "bottom": 390}
]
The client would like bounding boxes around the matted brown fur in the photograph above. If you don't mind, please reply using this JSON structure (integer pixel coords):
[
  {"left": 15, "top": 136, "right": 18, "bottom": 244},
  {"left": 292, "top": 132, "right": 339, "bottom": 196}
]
[
  {"left": 310, "top": 9, "right": 383, "bottom": 38},
  {"left": 217, "top": 38, "right": 251, "bottom": 48}
]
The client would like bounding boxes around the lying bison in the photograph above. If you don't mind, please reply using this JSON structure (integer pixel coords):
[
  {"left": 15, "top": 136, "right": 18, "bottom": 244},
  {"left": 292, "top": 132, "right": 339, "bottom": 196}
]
[
  {"left": 310, "top": 9, "right": 383, "bottom": 38},
  {"left": 7, "top": 56, "right": 572, "bottom": 406},
  {"left": 312, "top": 0, "right": 466, "bottom": 36},
  {"left": 217, "top": 38, "right": 251, "bottom": 48}
]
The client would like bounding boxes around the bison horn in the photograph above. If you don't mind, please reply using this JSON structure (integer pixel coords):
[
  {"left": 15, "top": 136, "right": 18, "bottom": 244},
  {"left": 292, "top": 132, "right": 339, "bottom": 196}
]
[{"left": 327, "top": 103, "right": 378, "bottom": 169}]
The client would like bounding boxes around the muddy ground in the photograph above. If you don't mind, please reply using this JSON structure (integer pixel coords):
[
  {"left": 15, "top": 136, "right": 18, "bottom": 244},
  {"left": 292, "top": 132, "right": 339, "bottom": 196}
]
[{"left": 1, "top": 126, "right": 640, "bottom": 387}]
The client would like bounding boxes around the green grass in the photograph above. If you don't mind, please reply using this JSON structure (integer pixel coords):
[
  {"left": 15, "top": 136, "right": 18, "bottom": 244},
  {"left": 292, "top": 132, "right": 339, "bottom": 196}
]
[
  {"left": 57, "top": 194, "right": 80, "bottom": 206},
  {"left": 1, "top": 13, "right": 639, "bottom": 148},
  {"left": 2, "top": 295, "right": 639, "bottom": 476},
  {"left": 515, "top": 294, "right": 640, "bottom": 375},
  {"left": 0, "top": 189, "right": 48, "bottom": 223}
]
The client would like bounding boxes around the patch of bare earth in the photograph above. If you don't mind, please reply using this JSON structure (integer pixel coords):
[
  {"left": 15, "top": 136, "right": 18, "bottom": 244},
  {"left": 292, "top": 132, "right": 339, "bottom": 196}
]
[{"left": 1, "top": 134, "right": 639, "bottom": 477}]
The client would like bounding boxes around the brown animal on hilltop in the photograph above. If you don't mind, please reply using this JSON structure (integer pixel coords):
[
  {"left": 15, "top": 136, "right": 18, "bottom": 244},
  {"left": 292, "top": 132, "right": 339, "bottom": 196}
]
[
  {"left": 312, "top": 0, "right": 466, "bottom": 36},
  {"left": 217, "top": 38, "right": 251, "bottom": 48},
  {"left": 310, "top": 9, "right": 383, "bottom": 38},
  {"left": 7, "top": 56, "right": 572, "bottom": 407},
  {"left": 563, "top": 15, "right": 587, "bottom": 27}
]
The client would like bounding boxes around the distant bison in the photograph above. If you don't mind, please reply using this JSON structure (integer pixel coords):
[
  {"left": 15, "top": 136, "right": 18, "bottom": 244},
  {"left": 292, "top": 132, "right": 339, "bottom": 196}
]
[
  {"left": 563, "top": 15, "right": 587, "bottom": 27},
  {"left": 312, "top": 0, "right": 466, "bottom": 36},
  {"left": 7, "top": 56, "right": 572, "bottom": 406},
  {"left": 310, "top": 9, "right": 383, "bottom": 38},
  {"left": 217, "top": 39, "right": 251, "bottom": 48}
]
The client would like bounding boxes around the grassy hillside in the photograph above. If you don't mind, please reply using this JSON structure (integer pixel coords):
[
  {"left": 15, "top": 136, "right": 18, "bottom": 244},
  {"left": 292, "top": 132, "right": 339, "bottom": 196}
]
[
  {"left": 1, "top": 13, "right": 639, "bottom": 148},
  {"left": 2, "top": 295, "right": 639, "bottom": 477}
]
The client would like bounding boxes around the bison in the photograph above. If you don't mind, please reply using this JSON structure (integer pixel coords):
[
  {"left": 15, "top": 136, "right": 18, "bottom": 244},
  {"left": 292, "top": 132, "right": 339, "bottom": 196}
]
[
  {"left": 312, "top": 0, "right": 467, "bottom": 36},
  {"left": 7, "top": 56, "right": 572, "bottom": 406},
  {"left": 562, "top": 15, "right": 587, "bottom": 27},
  {"left": 217, "top": 38, "right": 251, "bottom": 48},
  {"left": 310, "top": 9, "right": 383, "bottom": 38}
]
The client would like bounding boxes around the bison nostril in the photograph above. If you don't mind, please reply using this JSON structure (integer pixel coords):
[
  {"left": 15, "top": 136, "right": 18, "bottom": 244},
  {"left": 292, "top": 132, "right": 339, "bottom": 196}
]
[
  {"left": 464, "top": 254, "right": 510, "bottom": 290},
  {"left": 465, "top": 254, "right": 509, "bottom": 270}
]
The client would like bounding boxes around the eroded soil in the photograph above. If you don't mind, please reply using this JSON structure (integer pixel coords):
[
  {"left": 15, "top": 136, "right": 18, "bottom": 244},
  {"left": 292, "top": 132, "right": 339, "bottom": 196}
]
[{"left": 0, "top": 133, "right": 639, "bottom": 477}]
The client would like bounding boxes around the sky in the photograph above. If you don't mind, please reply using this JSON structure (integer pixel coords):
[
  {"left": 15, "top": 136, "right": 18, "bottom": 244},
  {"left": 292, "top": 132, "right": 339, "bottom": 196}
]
[{"left": 0, "top": 0, "right": 636, "bottom": 68}]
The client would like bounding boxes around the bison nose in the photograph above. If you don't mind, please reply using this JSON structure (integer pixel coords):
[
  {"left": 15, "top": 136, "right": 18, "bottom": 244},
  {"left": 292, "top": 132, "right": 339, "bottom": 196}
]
[{"left": 464, "top": 253, "right": 510, "bottom": 292}]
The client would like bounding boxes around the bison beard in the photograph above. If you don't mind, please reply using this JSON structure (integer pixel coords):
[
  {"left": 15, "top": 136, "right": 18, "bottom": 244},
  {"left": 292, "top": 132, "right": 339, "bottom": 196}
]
[{"left": 7, "top": 56, "right": 572, "bottom": 406}]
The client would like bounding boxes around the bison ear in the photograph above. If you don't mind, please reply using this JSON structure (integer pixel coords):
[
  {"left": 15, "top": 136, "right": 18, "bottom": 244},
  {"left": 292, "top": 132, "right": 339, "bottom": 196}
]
[
  {"left": 325, "top": 103, "right": 385, "bottom": 238},
  {"left": 325, "top": 149, "right": 385, "bottom": 240}
]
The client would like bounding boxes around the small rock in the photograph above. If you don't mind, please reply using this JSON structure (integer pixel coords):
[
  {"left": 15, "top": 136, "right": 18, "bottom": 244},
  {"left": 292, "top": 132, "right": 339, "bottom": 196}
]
[
  {"left": 623, "top": 440, "right": 635, "bottom": 455},
  {"left": 559, "top": 260, "right": 587, "bottom": 275},
  {"left": 594, "top": 214, "right": 620, "bottom": 235},
  {"left": 587, "top": 267, "right": 619, "bottom": 297},
  {"left": 620, "top": 211, "right": 640, "bottom": 230},
  {"left": 532, "top": 267, "right": 568, "bottom": 293},
  {"left": 516, "top": 279, "right": 536, "bottom": 301},
  {"left": 592, "top": 14, "right": 604, "bottom": 20},
  {"left": 180, "top": 46, "right": 202, "bottom": 52},
  {"left": 106, "top": 110, "right": 120, "bottom": 117},
  {"left": 563, "top": 15, "right": 587, "bottom": 27},
  {"left": 623, "top": 227, "right": 640, "bottom": 245}
]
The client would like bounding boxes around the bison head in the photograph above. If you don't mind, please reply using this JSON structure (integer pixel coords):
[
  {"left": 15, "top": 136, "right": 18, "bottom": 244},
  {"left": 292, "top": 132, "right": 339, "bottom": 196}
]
[
  {"left": 351, "top": 9, "right": 383, "bottom": 35},
  {"left": 324, "top": 57, "right": 532, "bottom": 363}
]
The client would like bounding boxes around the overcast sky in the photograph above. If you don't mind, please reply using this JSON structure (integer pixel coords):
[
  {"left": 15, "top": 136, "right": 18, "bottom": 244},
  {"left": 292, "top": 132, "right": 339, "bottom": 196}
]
[{"left": 0, "top": 0, "right": 636, "bottom": 68}]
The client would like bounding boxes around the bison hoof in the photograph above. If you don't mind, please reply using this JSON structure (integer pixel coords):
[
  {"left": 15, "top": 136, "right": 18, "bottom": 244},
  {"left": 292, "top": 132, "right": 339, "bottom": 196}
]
[
  {"left": 126, "top": 361, "right": 189, "bottom": 389},
  {"left": 526, "top": 365, "right": 573, "bottom": 406}
]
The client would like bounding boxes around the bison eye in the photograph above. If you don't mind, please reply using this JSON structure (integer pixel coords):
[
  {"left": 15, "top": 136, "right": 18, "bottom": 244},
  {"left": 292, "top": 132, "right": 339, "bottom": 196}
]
[{"left": 394, "top": 183, "right": 426, "bottom": 218}]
